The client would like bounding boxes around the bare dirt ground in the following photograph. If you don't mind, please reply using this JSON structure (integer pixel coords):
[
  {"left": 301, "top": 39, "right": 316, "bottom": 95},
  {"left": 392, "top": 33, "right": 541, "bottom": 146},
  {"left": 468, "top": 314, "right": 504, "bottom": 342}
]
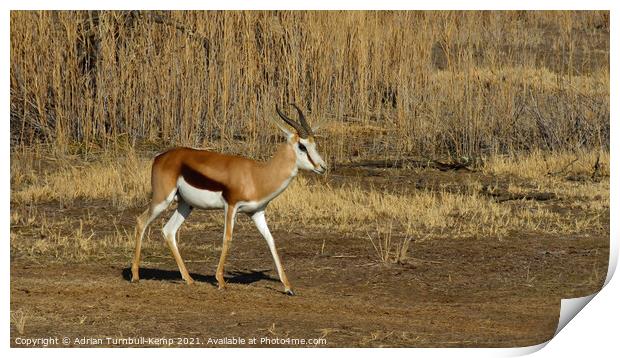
[{"left": 10, "top": 166, "right": 608, "bottom": 347}]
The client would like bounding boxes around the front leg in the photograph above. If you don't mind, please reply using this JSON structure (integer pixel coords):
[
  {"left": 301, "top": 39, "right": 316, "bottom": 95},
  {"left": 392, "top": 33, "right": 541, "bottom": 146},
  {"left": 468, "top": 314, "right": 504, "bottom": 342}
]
[
  {"left": 216, "top": 204, "right": 237, "bottom": 289},
  {"left": 251, "top": 211, "right": 294, "bottom": 295}
]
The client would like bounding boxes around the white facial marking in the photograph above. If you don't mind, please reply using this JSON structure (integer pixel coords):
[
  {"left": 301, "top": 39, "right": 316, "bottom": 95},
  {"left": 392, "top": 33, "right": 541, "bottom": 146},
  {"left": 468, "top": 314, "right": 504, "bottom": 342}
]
[{"left": 296, "top": 137, "right": 326, "bottom": 174}]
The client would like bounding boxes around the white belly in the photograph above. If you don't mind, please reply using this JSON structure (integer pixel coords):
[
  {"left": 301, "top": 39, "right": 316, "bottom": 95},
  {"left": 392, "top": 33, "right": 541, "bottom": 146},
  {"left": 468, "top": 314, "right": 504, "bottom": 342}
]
[{"left": 177, "top": 177, "right": 226, "bottom": 210}]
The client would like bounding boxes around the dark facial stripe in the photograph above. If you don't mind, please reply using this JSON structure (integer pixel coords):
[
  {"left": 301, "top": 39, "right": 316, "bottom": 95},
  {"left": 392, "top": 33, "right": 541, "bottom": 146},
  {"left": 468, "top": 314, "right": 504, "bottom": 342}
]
[{"left": 305, "top": 149, "right": 317, "bottom": 168}]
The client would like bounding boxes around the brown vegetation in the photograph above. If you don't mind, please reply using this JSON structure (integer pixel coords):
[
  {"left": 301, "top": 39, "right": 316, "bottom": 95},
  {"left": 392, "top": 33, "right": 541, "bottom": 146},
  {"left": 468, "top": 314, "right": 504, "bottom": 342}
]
[
  {"left": 10, "top": 11, "right": 609, "bottom": 160},
  {"left": 10, "top": 146, "right": 609, "bottom": 262}
]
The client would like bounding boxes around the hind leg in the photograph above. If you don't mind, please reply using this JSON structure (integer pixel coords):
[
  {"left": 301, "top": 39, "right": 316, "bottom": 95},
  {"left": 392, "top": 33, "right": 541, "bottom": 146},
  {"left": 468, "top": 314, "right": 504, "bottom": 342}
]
[
  {"left": 131, "top": 191, "right": 176, "bottom": 282},
  {"left": 162, "top": 199, "right": 194, "bottom": 284}
]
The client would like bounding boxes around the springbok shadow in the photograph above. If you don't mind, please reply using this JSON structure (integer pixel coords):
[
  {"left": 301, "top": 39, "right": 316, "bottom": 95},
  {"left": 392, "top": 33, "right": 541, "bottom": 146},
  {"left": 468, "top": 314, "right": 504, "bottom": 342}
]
[{"left": 121, "top": 267, "right": 279, "bottom": 286}]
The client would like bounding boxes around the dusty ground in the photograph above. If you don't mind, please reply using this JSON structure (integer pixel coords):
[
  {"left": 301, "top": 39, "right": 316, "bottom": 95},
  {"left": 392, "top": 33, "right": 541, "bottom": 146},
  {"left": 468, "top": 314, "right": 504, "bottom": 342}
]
[{"left": 10, "top": 166, "right": 609, "bottom": 347}]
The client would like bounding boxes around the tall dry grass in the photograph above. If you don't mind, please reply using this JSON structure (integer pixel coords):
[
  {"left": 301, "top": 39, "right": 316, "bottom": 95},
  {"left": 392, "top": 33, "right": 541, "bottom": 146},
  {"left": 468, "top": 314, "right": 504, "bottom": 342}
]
[
  {"left": 10, "top": 11, "right": 609, "bottom": 161},
  {"left": 10, "top": 145, "right": 608, "bottom": 261},
  {"left": 11, "top": 148, "right": 608, "bottom": 240}
]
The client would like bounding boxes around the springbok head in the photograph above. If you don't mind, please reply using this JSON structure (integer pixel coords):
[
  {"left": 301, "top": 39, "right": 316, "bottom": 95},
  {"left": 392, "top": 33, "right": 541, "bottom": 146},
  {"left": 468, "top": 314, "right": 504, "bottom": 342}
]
[{"left": 275, "top": 103, "right": 327, "bottom": 174}]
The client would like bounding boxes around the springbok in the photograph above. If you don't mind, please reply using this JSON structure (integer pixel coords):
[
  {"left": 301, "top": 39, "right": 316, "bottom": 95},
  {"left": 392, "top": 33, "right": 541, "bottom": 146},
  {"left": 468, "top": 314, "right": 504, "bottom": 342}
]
[{"left": 130, "top": 103, "right": 326, "bottom": 295}]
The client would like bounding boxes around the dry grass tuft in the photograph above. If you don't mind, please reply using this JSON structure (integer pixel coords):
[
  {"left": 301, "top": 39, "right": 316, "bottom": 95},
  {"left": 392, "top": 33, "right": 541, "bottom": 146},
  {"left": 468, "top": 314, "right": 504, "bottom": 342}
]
[
  {"left": 366, "top": 222, "right": 412, "bottom": 264},
  {"left": 12, "top": 148, "right": 151, "bottom": 209},
  {"left": 11, "top": 309, "right": 28, "bottom": 335},
  {"left": 485, "top": 150, "right": 609, "bottom": 180}
]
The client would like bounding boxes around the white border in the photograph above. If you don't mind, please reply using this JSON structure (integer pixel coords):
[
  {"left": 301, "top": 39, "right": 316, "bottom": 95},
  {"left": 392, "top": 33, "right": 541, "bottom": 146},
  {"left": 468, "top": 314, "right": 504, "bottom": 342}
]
[
  {"left": 3, "top": 1, "right": 617, "bottom": 357},
  {"left": 1, "top": 0, "right": 617, "bottom": 10}
]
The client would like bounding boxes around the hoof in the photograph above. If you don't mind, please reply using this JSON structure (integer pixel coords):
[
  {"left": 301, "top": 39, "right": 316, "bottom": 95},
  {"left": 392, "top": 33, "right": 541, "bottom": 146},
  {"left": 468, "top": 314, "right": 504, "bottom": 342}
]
[
  {"left": 285, "top": 288, "right": 295, "bottom": 296},
  {"left": 185, "top": 278, "right": 195, "bottom": 285},
  {"left": 216, "top": 274, "right": 226, "bottom": 290},
  {"left": 130, "top": 267, "right": 139, "bottom": 282}
]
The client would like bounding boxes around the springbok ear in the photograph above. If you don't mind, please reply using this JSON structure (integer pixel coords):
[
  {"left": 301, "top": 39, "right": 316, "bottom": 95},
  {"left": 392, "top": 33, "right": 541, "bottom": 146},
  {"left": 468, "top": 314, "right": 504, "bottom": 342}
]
[
  {"left": 270, "top": 117, "right": 294, "bottom": 137},
  {"left": 311, "top": 117, "right": 327, "bottom": 134}
]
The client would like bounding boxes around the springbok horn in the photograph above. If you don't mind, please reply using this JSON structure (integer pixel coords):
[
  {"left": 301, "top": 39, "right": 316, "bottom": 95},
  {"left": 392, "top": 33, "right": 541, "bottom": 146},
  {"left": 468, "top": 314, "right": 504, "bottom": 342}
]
[
  {"left": 276, "top": 103, "right": 309, "bottom": 138},
  {"left": 289, "top": 103, "right": 313, "bottom": 137}
]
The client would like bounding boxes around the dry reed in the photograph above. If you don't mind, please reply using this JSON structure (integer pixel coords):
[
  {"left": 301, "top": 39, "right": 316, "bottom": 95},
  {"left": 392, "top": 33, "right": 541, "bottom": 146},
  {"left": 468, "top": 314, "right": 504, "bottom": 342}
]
[{"left": 10, "top": 11, "right": 609, "bottom": 161}]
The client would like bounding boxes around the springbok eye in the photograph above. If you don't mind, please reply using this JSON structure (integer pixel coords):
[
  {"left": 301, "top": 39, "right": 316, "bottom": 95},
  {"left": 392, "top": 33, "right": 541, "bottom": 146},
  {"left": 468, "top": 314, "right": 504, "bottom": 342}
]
[{"left": 298, "top": 143, "right": 307, "bottom": 153}]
